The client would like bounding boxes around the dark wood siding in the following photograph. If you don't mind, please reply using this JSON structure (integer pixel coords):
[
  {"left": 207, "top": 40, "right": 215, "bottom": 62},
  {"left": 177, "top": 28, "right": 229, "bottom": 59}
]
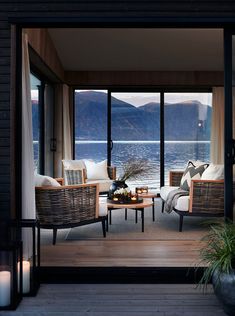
[{"left": 1, "top": 1, "right": 235, "bottom": 220}]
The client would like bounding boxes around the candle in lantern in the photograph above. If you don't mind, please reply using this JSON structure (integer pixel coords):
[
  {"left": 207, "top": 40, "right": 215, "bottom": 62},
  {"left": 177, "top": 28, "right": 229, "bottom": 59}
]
[
  {"left": 0, "top": 271, "right": 11, "bottom": 307},
  {"left": 22, "top": 261, "right": 30, "bottom": 294},
  {"left": 18, "top": 260, "right": 30, "bottom": 294},
  {"left": 113, "top": 197, "right": 118, "bottom": 201},
  {"left": 131, "top": 196, "right": 137, "bottom": 201}
]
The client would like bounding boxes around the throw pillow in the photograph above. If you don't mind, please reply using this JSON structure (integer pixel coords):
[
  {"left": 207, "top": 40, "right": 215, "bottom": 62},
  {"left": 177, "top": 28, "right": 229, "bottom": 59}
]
[
  {"left": 180, "top": 161, "right": 209, "bottom": 191},
  {"left": 62, "top": 159, "right": 86, "bottom": 170},
  {"left": 84, "top": 159, "right": 109, "bottom": 180},
  {"left": 64, "top": 169, "right": 84, "bottom": 185},
  {"left": 34, "top": 174, "right": 61, "bottom": 187},
  {"left": 201, "top": 163, "right": 224, "bottom": 180}
]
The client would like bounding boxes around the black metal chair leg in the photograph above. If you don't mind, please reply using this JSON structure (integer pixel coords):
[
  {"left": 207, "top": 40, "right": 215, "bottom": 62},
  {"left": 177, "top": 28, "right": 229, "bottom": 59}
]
[
  {"left": 135, "top": 210, "right": 138, "bottom": 223},
  {"left": 53, "top": 228, "right": 57, "bottom": 245},
  {"left": 152, "top": 198, "right": 155, "bottom": 221},
  {"left": 161, "top": 200, "right": 165, "bottom": 213},
  {"left": 179, "top": 214, "right": 184, "bottom": 232}
]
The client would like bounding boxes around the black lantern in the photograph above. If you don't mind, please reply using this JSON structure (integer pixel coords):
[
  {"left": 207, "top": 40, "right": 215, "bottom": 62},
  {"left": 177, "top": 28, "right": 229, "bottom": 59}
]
[
  {"left": 7, "top": 219, "right": 40, "bottom": 296},
  {"left": 0, "top": 241, "right": 23, "bottom": 310},
  {"left": 14, "top": 219, "right": 40, "bottom": 296}
]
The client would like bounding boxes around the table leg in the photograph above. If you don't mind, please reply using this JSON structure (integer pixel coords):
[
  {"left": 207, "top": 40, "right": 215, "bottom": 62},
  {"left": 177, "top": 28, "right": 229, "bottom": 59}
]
[
  {"left": 152, "top": 197, "right": 155, "bottom": 221},
  {"left": 141, "top": 209, "right": 144, "bottom": 232},
  {"left": 109, "top": 209, "right": 112, "bottom": 225},
  {"left": 106, "top": 215, "right": 109, "bottom": 232},
  {"left": 125, "top": 208, "right": 127, "bottom": 220},
  {"left": 135, "top": 209, "right": 138, "bottom": 223}
]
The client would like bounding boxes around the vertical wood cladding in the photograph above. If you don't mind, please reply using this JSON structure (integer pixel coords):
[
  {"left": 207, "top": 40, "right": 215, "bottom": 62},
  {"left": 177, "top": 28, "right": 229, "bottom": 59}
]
[{"left": 0, "top": 1, "right": 235, "bottom": 219}]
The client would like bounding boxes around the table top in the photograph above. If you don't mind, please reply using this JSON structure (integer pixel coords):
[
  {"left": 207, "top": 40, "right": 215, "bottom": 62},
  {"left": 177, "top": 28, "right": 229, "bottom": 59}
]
[{"left": 107, "top": 199, "right": 153, "bottom": 209}]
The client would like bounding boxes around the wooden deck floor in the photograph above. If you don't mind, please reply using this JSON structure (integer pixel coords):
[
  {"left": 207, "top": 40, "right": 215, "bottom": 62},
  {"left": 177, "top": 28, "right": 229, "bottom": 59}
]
[
  {"left": 1, "top": 284, "right": 226, "bottom": 315},
  {"left": 41, "top": 239, "right": 203, "bottom": 267}
]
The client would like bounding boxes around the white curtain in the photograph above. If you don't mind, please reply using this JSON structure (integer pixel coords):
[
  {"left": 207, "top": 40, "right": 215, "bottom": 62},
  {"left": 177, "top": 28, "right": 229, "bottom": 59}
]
[
  {"left": 22, "top": 33, "right": 35, "bottom": 258},
  {"left": 210, "top": 87, "right": 224, "bottom": 164},
  {"left": 54, "top": 84, "right": 72, "bottom": 177},
  {"left": 62, "top": 84, "right": 72, "bottom": 160}
]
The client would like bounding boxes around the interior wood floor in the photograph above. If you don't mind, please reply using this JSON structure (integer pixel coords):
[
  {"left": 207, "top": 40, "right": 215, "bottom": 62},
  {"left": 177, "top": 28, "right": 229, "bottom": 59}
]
[
  {"left": 41, "top": 239, "right": 203, "bottom": 267},
  {"left": 2, "top": 284, "right": 226, "bottom": 316},
  {"left": 40, "top": 202, "right": 206, "bottom": 268}
]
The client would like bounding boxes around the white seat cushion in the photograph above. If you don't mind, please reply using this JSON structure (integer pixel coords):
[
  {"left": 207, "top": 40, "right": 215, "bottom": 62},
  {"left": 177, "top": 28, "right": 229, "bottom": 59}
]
[
  {"left": 99, "top": 197, "right": 108, "bottom": 216},
  {"left": 86, "top": 179, "right": 113, "bottom": 193},
  {"left": 160, "top": 186, "right": 179, "bottom": 201},
  {"left": 174, "top": 195, "right": 190, "bottom": 212}
]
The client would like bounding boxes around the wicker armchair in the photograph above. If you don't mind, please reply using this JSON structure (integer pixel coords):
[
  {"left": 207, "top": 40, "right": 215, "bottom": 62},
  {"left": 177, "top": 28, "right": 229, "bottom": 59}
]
[
  {"left": 161, "top": 170, "right": 224, "bottom": 232},
  {"left": 35, "top": 183, "right": 107, "bottom": 244}
]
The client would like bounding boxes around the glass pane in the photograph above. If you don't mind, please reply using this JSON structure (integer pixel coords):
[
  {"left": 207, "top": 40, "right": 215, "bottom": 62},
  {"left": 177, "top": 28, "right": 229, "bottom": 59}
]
[
  {"left": 31, "top": 73, "right": 41, "bottom": 172},
  {"left": 74, "top": 90, "right": 108, "bottom": 162},
  {"left": 164, "top": 92, "right": 212, "bottom": 184},
  {"left": 111, "top": 92, "right": 160, "bottom": 189}
]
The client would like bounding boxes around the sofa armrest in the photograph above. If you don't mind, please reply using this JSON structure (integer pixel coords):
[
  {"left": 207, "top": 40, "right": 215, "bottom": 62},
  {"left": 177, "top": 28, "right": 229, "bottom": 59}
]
[
  {"left": 169, "top": 170, "right": 184, "bottom": 186},
  {"left": 189, "top": 179, "right": 224, "bottom": 214},
  {"left": 54, "top": 177, "right": 64, "bottom": 185},
  {"left": 107, "top": 166, "right": 116, "bottom": 180}
]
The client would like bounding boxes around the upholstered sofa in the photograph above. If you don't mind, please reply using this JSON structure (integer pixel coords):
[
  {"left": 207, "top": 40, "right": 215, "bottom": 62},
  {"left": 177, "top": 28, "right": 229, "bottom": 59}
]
[
  {"left": 160, "top": 162, "right": 224, "bottom": 231},
  {"left": 62, "top": 159, "right": 116, "bottom": 194}
]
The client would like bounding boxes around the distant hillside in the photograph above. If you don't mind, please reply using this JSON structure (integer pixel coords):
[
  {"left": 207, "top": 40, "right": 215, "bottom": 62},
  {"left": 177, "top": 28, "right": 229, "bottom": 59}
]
[
  {"left": 32, "top": 91, "right": 211, "bottom": 141},
  {"left": 74, "top": 91, "right": 211, "bottom": 141}
]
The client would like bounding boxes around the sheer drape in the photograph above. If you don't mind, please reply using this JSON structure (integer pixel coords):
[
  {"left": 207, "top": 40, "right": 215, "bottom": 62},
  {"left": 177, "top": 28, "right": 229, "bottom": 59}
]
[
  {"left": 54, "top": 84, "right": 72, "bottom": 177},
  {"left": 210, "top": 87, "right": 224, "bottom": 164},
  {"left": 22, "top": 33, "right": 35, "bottom": 258},
  {"left": 62, "top": 84, "right": 72, "bottom": 160}
]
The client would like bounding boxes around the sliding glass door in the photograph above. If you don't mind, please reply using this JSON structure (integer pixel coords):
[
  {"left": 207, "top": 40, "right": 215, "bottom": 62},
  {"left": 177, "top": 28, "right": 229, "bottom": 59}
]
[
  {"left": 110, "top": 92, "right": 160, "bottom": 189},
  {"left": 74, "top": 90, "right": 108, "bottom": 161},
  {"left": 74, "top": 89, "right": 213, "bottom": 190},
  {"left": 164, "top": 92, "right": 212, "bottom": 184}
]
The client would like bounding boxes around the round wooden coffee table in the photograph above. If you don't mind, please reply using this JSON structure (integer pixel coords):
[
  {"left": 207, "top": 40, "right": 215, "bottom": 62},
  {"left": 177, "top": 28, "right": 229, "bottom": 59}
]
[
  {"left": 137, "top": 191, "right": 160, "bottom": 221},
  {"left": 106, "top": 199, "right": 153, "bottom": 232}
]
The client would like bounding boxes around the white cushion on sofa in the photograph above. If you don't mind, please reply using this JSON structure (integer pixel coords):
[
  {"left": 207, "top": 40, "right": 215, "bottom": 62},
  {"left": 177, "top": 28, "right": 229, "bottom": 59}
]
[
  {"left": 34, "top": 174, "right": 61, "bottom": 187},
  {"left": 86, "top": 179, "right": 113, "bottom": 193},
  {"left": 62, "top": 159, "right": 86, "bottom": 170},
  {"left": 160, "top": 186, "right": 179, "bottom": 201},
  {"left": 174, "top": 196, "right": 190, "bottom": 212},
  {"left": 84, "top": 159, "right": 109, "bottom": 180},
  {"left": 201, "top": 163, "right": 224, "bottom": 180},
  {"left": 99, "top": 197, "right": 108, "bottom": 216}
]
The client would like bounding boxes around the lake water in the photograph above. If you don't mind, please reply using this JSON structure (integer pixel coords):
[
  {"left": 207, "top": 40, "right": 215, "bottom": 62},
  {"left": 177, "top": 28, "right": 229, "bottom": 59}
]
[{"left": 75, "top": 141, "right": 210, "bottom": 189}]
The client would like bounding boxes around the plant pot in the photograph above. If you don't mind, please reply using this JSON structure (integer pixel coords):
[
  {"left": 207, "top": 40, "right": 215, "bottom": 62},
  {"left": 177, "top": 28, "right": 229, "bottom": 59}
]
[
  {"left": 108, "top": 180, "right": 128, "bottom": 199},
  {"left": 212, "top": 269, "right": 235, "bottom": 316}
]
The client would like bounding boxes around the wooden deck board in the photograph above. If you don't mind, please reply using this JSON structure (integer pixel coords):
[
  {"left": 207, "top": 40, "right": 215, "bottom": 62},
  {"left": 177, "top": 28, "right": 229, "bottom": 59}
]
[
  {"left": 1, "top": 284, "right": 225, "bottom": 315},
  {"left": 41, "top": 240, "right": 203, "bottom": 267}
]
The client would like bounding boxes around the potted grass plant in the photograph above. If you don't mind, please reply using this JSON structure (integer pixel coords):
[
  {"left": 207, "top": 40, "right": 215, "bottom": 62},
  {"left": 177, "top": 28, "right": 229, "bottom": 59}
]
[{"left": 199, "top": 221, "right": 235, "bottom": 316}]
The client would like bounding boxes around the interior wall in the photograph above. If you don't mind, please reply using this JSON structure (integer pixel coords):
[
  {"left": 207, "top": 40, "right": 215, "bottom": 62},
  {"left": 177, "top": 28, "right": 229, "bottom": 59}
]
[
  {"left": 65, "top": 71, "right": 224, "bottom": 87},
  {"left": 25, "top": 28, "right": 64, "bottom": 81}
]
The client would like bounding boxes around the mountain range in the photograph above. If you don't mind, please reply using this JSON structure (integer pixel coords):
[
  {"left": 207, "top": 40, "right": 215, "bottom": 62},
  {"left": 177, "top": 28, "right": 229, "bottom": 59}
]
[
  {"left": 32, "top": 91, "right": 211, "bottom": 141},
  {"left": 74, "top": 91, "right": 211, "bottom": 141}
]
